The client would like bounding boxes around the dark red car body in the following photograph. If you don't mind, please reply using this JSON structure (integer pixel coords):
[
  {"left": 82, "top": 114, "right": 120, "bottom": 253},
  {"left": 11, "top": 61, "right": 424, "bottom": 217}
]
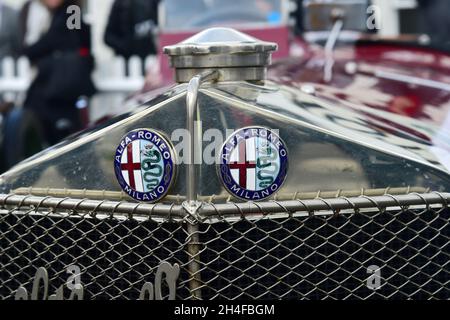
[{"left": 139, "top": 27, "right": 450, "bottom": 157}]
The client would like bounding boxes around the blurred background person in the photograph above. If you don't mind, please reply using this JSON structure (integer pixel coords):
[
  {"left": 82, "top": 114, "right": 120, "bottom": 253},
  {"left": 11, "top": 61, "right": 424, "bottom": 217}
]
[
  {"left": 0, "top": 0, "right": 20, "bottom": 71},
  {"left": 104, "top": 0, "right": 159, "bottom": 72},
  {"left": 21, "top": 0, "right": 96, "bottom": 145},
  {"left": 19, "top": 0, "right": 51, "bottom": 48},
  {"left": 0, "top": 0, "right": 20, "bottom": 111},
  {"left": 17, "top": 0, "right": 51, "bottom": 102}
]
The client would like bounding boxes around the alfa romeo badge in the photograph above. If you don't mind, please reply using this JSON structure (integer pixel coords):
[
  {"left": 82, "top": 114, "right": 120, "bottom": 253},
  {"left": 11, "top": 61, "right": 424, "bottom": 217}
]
[
  {"left": 218, "top": 126, "right": 288, "bottom": 201},
  {"left": 114, "top": 129, "right": 176, "bottom": 202}
]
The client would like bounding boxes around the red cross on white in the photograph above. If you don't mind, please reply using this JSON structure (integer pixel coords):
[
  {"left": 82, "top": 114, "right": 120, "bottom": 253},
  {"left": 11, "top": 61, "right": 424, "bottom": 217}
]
[
  {"left": 120, "top": 141, "right": 144, "bottom": 191},
  {"left": 229, "top": 139, "right": 257, "bottom": 190}
]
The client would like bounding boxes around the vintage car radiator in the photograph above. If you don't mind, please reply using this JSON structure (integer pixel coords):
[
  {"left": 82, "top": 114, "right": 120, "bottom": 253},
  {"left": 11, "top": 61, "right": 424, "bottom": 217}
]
[{"left": 1, "top": 193, "right": 449, "bottom": 300}]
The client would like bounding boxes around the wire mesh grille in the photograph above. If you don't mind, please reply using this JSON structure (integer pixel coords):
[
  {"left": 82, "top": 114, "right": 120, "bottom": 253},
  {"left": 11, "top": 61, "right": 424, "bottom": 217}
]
[
  {"left": 1, "top": 194, "right": 449, "bottom": 300},
  {"left": 197, "top": 208, "right": 449, "bottom": 299}
]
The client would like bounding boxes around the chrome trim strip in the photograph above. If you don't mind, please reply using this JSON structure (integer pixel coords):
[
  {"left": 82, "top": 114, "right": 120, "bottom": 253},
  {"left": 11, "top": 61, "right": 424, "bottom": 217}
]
[
  {"left": 324, "top": 18, "right": 344, "bottom": 82},
  {"left": 185, "top": 70, "right": 219, "bottom": 206},
  {"left": 375, "top": 69, "right": 450, "bottom": 92},
  {"left": 185, "top": 70, "right": 219, "bottom": 300}
]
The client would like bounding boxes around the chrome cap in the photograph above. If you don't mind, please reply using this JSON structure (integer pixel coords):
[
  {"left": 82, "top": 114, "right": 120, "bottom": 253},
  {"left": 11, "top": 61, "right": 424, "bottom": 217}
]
[{"left": 163, "top": 27, "right": 278, "bottom": 83}]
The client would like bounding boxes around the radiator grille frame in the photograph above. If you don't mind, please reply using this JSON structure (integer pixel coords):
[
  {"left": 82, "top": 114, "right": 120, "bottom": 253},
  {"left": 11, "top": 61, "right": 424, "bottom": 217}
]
[{"left": 1, "top": 192, "right": 449, "bottom": 300}]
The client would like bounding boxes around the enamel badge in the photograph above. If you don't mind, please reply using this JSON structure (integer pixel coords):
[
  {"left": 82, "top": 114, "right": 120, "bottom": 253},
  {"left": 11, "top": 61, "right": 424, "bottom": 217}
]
[
  {"left": 218, "top": 127, "right": 288, "bottom": 201},
  {"left": 114, "top": 129, "right": 176, "bottom": 202}
]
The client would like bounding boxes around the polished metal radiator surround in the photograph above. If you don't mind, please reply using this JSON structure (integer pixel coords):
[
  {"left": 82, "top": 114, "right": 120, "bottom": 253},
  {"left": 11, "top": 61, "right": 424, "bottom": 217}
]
[{"left": 1, "top": 193, "right": 449, "bottom": 300}]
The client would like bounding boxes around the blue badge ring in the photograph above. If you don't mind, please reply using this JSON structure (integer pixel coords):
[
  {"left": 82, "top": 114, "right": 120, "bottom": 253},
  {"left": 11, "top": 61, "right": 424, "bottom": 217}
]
[
  {"left": 114, "top": 128, "right": 176, "bottom": 203},
  {"left": 217, "top": 126, "right": 289, "bottom": 201}
]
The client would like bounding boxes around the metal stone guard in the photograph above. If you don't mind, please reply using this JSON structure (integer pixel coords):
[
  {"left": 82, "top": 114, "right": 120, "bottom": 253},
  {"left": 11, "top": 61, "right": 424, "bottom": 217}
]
[
  {"left": 1, "top": 192, "right": 449, "bottom": 220},
  {"left": 1, "top": 191, "right": 449, "bottom": 300}
]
